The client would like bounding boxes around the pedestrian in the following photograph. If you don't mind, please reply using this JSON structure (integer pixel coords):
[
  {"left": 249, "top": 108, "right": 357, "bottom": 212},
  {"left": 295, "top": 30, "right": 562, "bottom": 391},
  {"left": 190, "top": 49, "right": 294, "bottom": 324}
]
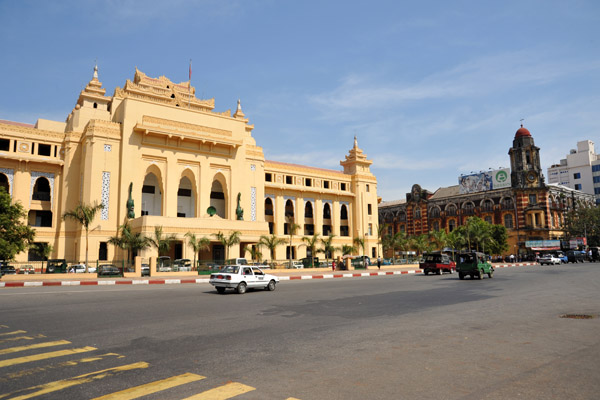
[
  {"left": 377, "top": 257, "right": 381, "bottom": 270},
  {"left": 332, "top": 260, "right": 335, "bottom": 271},
  {"left": 510, "top": 254, "right": 515, "bottom": 263}
]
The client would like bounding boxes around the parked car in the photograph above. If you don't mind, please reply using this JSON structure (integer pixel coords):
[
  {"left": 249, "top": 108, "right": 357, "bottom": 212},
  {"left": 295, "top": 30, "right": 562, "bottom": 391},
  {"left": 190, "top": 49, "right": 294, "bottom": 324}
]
[
  {"left": 173, "top": 259, "right": 192, "bottom": 271},
  {"left": 209, "top": 265, "right": 279, "bottom": 294},
  {"left": 18, "top": 265, "right": 35, "bottom": 274},
  {"left": 539, "top": 254, "right": 561, "bottom": 265},
  {"left": 225, "top": 258, "right": 248, "bottom": 265},
  {"left": 69, "top": 264, "right": 97, "bottom": 273},
  {"left": 45, "top": 259, "right": 67, "bottom": 273},
  {"left": 98, "top": 264, "right": 121, "bottom": 276},
  {"left": 289, "top": 261, "right": 304, "bottom": 269},
  {"left": 141, "top": 263, "right": 150, "bottom": 276},
  {"left": 420, "top": 252, "right": 456, "bottom": 275},
  {"left": 456, "top": 252, "right": 494, "bottom": 280},
  {"left": 566, "top": 250, "right": 585, "bottom": 263},
  {"left": 158, "top": 256, "right": 171, "bottom": 272},
  {"left": 0, "top": 261, "right": 16, "bottom": 276},
  {"left": 552, "top": 252, "right": 568, "bottom": 264}
]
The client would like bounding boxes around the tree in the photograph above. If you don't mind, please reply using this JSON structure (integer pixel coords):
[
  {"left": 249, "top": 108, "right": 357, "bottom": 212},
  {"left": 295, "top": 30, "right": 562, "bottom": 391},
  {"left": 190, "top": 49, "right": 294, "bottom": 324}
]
[
  {"left": 244, "top": 244, "right": 263, "bottom": 263},
  {"left": 339, "top": 244, "right": 356, "bottom": 256},
  {"left": 563, "top": 206, "right": 600, "bottom": 246},
  {"left": 62, "top": 202, "right": 103, "bottom": 272},
  {"left": 286, "top": 216, "right": 301, "bottom": 268},
  {"left": 185, "top": 232, "right": 210, "bottom": 270},
  {"left": 429, "top": 229, "right": 448, "bottom": 251},
  {"left": 390, "top": 231, "right": 408, "bottom": 261},
  {"left": 319, "top": 234, "right": 336, "bottom": 266},
  {"left": 259, "top": 234, "right": 286, "bottom": 265},
  {"left": 446, "top": 230, "right": 466, "bottom": 261},
  {"left": 376, "top": 223, "right": 389, "bottom": 258},
  {"left": 213, "top": 231, "right": 241, "bottom": 261},
  {"left": 488, "top": 224, "right": 509, "bottom": 256},
  {"left": 353, "top": 236, "right": 366, "bottom": 257},
  {"left": 108, "top": 221, "right": 152, "bottom": 264},
  {"left": 149, "top": 226, "right": 176, "bottom": 257},
  {"left": 409, "top": 234, "right": 430, "bottom": 257},
  {"left": 32, "top": 242, "right": 53, "bottom": 272},
  {"left": 301, "top": 233, "right": 321, "bottom": 267}
]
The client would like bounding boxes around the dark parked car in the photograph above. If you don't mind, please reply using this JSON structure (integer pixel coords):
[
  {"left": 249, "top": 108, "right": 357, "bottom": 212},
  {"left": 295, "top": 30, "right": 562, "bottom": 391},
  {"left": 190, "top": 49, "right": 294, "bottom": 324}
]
[
  {"left": 45, "top": 259, "right": 67, "bottom": 273},
  {"left": 0, "top": 261, "right": 16, "bottom": 276},
  {"left": 141, "top": 263, "right": 150, "bottom": 276},
  {"left": 98, "top": 264, "right": 121, "bottom": 276},
  {"left": 566, "top": 250, "right": 585, "bottom": 263}
]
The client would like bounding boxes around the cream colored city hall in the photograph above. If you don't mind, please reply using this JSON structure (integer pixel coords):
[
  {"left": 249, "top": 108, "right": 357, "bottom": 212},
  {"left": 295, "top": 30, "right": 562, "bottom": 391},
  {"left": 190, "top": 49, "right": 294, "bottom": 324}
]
[{"left": 0, "top": 67, "right": 379, "bottom": 266}]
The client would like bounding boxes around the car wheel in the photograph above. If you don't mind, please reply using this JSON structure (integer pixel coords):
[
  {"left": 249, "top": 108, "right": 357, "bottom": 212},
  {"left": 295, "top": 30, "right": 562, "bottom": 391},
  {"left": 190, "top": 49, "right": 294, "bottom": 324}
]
[
  {"left": 424, "top": 270, "right": 429, "bottom": 275},
  {"left": 216, "top": 287, "right": 226, "bottom": 294},
  {"left": 237, "top": 282, "right": 247, "bottom": 294},
  {"left": 488, "top": 270, "right": 493, "bottom": 278},
  {"left": 47, "top": 266, "right": 55, "bottom": 273},
  {"left": 458, "top": 272, "right": 464, "bottom": 280},
  {"left": 437, "top": 269, "right": 442, "bottom": 275},
  {"left": 449, "top": 269, "right": 454, "bottom": 274},
  {"left": 266, "top": 280, "right": 276, "bottom": 291},
  {"left": 478, "top": 270, "right": 484, "bottom": 280}
]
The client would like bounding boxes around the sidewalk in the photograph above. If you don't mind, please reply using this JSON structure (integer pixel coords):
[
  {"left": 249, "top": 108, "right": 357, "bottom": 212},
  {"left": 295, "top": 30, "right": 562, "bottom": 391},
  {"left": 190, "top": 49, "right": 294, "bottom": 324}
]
[{"left": 0, "top": 262, "right": 538, "bottom": 288}]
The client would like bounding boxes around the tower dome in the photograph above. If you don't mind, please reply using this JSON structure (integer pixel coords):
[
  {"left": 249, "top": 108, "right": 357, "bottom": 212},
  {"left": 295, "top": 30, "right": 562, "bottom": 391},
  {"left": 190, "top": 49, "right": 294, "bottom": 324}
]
[{"left": 515, "top": 124, "right": 531, "bottom": 138}]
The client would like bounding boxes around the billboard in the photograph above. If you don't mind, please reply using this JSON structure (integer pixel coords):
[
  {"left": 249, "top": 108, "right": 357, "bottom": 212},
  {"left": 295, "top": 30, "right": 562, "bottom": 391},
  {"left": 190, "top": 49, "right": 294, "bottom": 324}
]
[{"left": 458, "top": 168, "right": 511, "bottom": 194}]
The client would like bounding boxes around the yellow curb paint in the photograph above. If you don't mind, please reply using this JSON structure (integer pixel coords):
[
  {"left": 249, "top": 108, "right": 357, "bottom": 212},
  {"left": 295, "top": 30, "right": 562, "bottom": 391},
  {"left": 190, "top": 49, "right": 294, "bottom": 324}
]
[
  {"left": 181, "top": 382, "right": 256, "bottom": 399},
  {"left": 0, "top": 340, "right": 70, "bottom": 355},
  {"left": 0, "top": 330, "right": 26, "bottom": 336},
  {"left": 0, "top": 362, "right": 149, "bottom": 400},
  {"left": 0, "top": 334, "right": 46, "bottom": 344},
  {"left": 0, "top": 346, "right": 96, "bottom": 368},
  {"left": 91, "top": 372, "right": 206, "bottom": 399}
]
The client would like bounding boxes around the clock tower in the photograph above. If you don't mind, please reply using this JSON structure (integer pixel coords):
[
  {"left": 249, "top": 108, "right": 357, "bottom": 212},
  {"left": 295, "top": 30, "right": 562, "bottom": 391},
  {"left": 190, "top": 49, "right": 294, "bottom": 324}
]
[{"left": 509, "top": 124, "right": 545, "bottom": 189}]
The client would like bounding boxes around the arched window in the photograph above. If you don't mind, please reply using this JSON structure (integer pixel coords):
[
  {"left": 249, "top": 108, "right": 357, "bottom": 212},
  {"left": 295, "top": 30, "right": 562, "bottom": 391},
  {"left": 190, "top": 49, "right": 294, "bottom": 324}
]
[
  {"left": 142, "top": 172, "right": 163, "bottom": 216},
  {"left": 340, "top": 204, "right": 348, "bottom": 220},
  {"left": 265, "top": 198, "right": 274, "bottom": 216},
  {"left": 448, "top": 219, "right": 456, "bottom": 232},
  {"left": 429, "top": 207, "right": 440, "bottom": 218},
  {"left": 504, "top": 214, "right": 513, "bottom": 229},
  {"left": 463, "top": 202, "right": 475, "bottom": 215},
  {"left": 414, "top": 208, "right": 421, "bottom": 219},
  {"left": 398, "top": 211, "right": 406, "bottom": 222},
  {"left": 323, "top": 203, "right": 331, "bottom": 219},
  {"left": 32, "top": 177, "right": 51, "bottom": 201},
  {"left": 446, "top": 204, "right": 457, "bottom": 216},
  {"left": 481, "top": 199, "right": 494, "bottom": 212},
  {"left": 177, "top": 176, "right": 195, "bottom": 218},
  {"left": 210, "top": 180, "right": 226, "bottom": 218},
  {"left": 304, "top": 202, "right": 313, "bottom": 218},
  {"left": 501, "top": 198, "right": 513, "bottom": 210},
  {"left": 285, "top": 199, "right": 294, "bottom": 218},
  {"left": 0, "top": 173, "right": 9, "bottom": 193},
  {"left": 432, "top": 221, "right": 440, "bottom": 231}
]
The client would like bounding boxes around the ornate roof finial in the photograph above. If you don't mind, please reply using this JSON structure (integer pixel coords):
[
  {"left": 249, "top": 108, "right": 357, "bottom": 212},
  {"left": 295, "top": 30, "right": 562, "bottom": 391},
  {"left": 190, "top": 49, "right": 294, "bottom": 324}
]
[
  {"left": 237, "top": 99, "right": 242, "bottom": 112},
  {"left": 234, "top": 98, "right": 246, "bottom": 119},
  {"left": 354, "top": 135, "right": 358, "bottom": 148},
  {"left": 520, "top": 118, "right": 524, "bottom": 128},
  {"left": 93, "top": 61, "right": 98, "bottom": 80}
]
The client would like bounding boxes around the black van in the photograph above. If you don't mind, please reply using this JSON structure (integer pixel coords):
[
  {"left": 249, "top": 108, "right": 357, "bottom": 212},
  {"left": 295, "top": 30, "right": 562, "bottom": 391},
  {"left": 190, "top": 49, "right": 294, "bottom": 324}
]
[{"left": 566, "top": 250, "right": 585, "bottom": 263}]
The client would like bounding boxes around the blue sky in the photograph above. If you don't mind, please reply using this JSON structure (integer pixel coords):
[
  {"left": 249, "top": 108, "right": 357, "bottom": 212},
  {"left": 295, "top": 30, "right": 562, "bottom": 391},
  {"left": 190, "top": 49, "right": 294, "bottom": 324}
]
[{"left": 1, "top": 0, "right": 599, "bottom": 201}]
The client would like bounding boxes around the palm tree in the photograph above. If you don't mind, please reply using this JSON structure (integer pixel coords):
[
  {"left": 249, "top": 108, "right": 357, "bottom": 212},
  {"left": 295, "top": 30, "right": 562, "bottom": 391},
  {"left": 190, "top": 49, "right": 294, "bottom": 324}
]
[
  {"left": 319, "top": 234, "right": 336, "bottom": 267},
  {"left": 286, "top": 216, "right": 301, "bottom": 268},
  {"left": 62, "top": 202, "right": 104, "bottom": 272},
  {"left": 353, "top": 236, "right": 366, "bottom": 257},
  {"left": 376, "top": 223, "right": 389, "bottom": 258},
  {"left": 410, "top": 234, "right": 430, "bottom": 257},
  {"left": 33, "top": 243, "right": 53, "bottom": 273},
  {"left": 185, "top": 232, "right": 210, "bottom": 270},
  {"left": 213, "top": 231, "right": 241, "bottom": 261},
  {"left": 259, "top": 234, "right": 286, "bottom": 265},
  {"left": 108, "top": 221, "right": 152, "bottom": 265},
  {"left": 149, "top": 226, "right": 176, "bottom": 257},
  {"left": 446, "top": 229, "right": 466, "bottom": 262},
  {"left": 244, "top": 244, "right": 263, "bottom": 263},
  {"left": 301, "top": 233, "right": 321, "bottom": 267},
  {"left": 429, "top": 229, "right": 448, "bottom": 251},
  {"left": 390, "top": 231, "right": 408, "bottom": 262}
]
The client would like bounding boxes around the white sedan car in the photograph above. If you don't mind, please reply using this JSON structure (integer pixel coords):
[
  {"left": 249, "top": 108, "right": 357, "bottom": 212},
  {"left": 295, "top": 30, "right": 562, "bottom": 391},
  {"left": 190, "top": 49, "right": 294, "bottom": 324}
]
[
  {"left": 209, "top": 265, "right": 279, "bottom": 294},
  {"left": 70, "top": 264, "right": 97, "bottom": 273},
  {"left": 539, "top": 254, "right": 561, "bottom": 265}
]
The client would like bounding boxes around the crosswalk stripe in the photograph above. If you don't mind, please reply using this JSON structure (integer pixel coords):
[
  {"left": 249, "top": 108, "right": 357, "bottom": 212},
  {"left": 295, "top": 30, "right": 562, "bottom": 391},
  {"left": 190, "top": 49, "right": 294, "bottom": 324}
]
[
  {"left": 0, "top": 340, "right": 70, "bottom": 355},
  {"left": 0, "top": 346, "right": 96, "bottom": 368},
  {"left": 91, "top": 372, "right": 206, "bottom": 399},
  {"left": 181, "top": 382, "right": 256, "bottom": 399},
  {"left": 0, "top": 330, "right": 26, "bottom": 337},
  {"left": 0, "top": 334, "right": 46, "bottom": 344},
  {"left": 0, "top": 362, "right": 149, "bottom": 400}
]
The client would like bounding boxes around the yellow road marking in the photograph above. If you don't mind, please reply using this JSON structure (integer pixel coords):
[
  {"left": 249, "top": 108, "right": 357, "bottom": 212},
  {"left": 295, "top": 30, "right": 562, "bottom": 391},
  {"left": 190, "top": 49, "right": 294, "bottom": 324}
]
[
  {"left": 0, "top": 362, "right": 149, "bottom": 400},
  {"left": 0, "top": 346, "right": 96, "bottom": 368},
  {"left": 91, "top": 372, "right": 205, "bottom": 399},
  {"left": 0, "top": 340, "right": 70, "bottom": 355},
  {"left": 181, "top": 382, "right": 256, "bottom": 399},
  {"left": 0, "top": 353, "right": 124, "bottom": 382},
  {"left": 286, "top": 398, "right": 302, "bottom": 400},
  {"left": 0, "top": 330, "right": 26, "bottom": 336},
  {"left": 0, "top": 334, "right": 46, "bottom": 344}
]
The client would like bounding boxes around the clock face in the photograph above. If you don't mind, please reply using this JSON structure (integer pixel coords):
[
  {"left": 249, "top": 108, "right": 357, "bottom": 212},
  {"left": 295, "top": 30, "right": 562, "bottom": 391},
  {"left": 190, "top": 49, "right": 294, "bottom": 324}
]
[{"left": 526, "top": 171, "right": 537, "bottom": 183}]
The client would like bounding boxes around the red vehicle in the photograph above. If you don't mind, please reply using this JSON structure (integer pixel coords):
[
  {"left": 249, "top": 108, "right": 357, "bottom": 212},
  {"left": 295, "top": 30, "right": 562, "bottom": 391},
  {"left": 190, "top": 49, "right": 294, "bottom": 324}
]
[{"left": 420, "top": 253, "right": 456, "bottom": 275}]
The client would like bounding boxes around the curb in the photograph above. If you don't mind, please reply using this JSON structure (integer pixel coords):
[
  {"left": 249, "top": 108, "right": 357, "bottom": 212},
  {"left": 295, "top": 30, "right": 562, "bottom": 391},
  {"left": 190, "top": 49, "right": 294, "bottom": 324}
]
[{"left": 0, "top": 263, "right": 540, "bottom": 288}]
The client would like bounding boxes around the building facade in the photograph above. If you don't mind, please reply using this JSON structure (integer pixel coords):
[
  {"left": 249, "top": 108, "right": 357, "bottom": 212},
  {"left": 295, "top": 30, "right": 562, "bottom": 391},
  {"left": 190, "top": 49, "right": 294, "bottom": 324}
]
[
  {"left": 379, "top": 125, "right": 595, "bottom": 257},
  {"left": 547, "top": 140, "right": 600, "bottom": 204},
  {"left": 0, "top": 67, "right": 379, "bottom": 264}
]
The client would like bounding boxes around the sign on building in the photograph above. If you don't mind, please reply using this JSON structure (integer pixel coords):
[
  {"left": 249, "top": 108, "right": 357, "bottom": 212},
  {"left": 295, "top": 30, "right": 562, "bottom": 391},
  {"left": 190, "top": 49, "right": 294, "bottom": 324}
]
[{"left": 458, "top": 168, "right": 511, "bottom": 194}]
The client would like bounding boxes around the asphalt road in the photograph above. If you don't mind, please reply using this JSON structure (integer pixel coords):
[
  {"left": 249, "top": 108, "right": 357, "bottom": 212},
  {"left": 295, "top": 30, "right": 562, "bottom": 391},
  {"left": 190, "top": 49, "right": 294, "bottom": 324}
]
[{"left": 1, "top": 263, "right": 599, "bottom": 399}]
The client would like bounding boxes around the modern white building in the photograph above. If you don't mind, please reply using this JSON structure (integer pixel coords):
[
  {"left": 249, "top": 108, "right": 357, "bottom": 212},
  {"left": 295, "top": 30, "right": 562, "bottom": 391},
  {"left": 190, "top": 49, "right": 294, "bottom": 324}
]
[{"left": 547, "top": 140, "right": 600, "bottom": 204}]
